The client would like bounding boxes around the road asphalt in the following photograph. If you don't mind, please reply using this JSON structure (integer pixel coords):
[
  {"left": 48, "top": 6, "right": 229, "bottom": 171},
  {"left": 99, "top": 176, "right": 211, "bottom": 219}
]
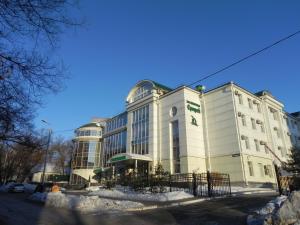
[{"left": 0, "top": 192, "right": 276, "bottom": 225}]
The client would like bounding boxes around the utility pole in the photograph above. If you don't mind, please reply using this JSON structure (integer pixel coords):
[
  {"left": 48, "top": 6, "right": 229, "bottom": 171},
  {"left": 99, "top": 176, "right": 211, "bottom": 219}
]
[{"left": 41, "top": 120, "right": 52, "bottom": 186}]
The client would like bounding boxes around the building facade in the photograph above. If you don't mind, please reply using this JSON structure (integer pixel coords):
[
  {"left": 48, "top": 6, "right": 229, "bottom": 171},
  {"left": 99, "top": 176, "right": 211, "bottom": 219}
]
[
  {"left": 70, "top": 118, "right": 106, "bottom": 184},
  {"left": 71, "top": 80, "right": 300, "bottom": 186}
]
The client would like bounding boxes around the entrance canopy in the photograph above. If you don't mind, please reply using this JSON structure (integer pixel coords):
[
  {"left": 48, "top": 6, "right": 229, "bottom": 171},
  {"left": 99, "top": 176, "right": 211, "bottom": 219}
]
[{"left": 107, "top": 153, "right": 152, "bottom": 164}]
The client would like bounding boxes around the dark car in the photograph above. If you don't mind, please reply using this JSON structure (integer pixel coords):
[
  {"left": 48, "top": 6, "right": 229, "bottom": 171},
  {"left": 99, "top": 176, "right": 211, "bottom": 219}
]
[{"left": 8, "top": 183, "right": 25, "bottom": 193}]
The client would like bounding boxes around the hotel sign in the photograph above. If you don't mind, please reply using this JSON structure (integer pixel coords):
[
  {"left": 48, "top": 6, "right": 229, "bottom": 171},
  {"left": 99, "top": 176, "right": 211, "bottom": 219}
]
[
  {"left": 186, "top": 101, "right": 200, "bottom": 113},
  {"left": 187, "top": 100, "right": 200, "bottom": 126},
  {"left": 111, "top": 155, "right": 127, "bottom": 162}
]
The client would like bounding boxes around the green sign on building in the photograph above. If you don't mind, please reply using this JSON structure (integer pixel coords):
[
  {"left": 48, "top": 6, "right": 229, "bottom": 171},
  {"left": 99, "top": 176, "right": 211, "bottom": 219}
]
[
  {"left": 186, "top": 100, "right": 201, "bottom": 113},
  {"left": 111, "top": 155, "right": 127, "bottom": 162}
]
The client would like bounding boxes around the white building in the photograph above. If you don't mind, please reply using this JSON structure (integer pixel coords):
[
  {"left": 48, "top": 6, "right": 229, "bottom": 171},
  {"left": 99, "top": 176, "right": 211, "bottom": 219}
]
[{"left": 71, "top": 80, "right": 300, "bottom": 187}]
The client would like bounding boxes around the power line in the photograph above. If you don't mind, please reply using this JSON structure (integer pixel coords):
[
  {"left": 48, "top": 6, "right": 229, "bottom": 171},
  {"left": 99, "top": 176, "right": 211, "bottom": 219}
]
[{"left": 187, "top": 29, "right": 300, "bottom": 87}]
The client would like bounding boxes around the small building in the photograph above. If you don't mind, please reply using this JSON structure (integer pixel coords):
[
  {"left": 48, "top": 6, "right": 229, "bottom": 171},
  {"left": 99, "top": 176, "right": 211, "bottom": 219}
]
[{"left": 31, "top": 163, "right": 61, "bottom": 183}]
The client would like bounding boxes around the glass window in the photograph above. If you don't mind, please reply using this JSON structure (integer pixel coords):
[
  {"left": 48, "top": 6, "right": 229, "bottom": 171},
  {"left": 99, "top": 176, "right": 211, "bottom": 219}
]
[
  {"left": 131, "top": 105, "right": 149, "bottom": 155},
  {"left": 103, "top": 130, "right": 127, "bottom": 167},
  {"left": 257, "top": 104, "right": 261, "bottom": 113},
  {"left": 238, "top": 94, "right": 243, "bottom": 105},
  {"left": 248, "top": 98, "right": 253, "bottom": 109},
  {"left": 243, "top": 136, "right": 250, "bottom": 149},
  {"left": 251, "top": 118, "right": 256, "bottom": 129},
  {"left": 172, "top": 120, "right": 180, "bottom": 173},
  {"left": 248, "top": 161, "right": 254, "bottom": 176},
  {"left": 258, "top": 163, "right": 264, "bottom": 177},
  {"left": 261, "top": 123, "right": 265, "bottom": 133},
  {"left": 131, "top": 83, "right": 153, "bottom": 103},
  {"left": 72, "top": 141, "right": 100, "bottom": 169},
  {"left": 242, "top": 115, "right": 247, "bottom": 126}
]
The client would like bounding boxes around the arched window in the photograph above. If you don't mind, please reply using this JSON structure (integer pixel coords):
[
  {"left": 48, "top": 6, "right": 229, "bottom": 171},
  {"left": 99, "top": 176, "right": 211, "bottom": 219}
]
[{"left": 130, "top": 82, "right": 153, "bottom": 103}]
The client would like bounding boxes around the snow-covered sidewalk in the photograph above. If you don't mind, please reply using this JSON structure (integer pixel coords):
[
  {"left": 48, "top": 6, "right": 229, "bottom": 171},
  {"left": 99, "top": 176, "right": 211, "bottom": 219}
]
[
  {"left": 87, "top": 186, "right": 194, "bottom": 202},
  {"left": 28, "top": 192, "right": 144, "bottom": 213}
]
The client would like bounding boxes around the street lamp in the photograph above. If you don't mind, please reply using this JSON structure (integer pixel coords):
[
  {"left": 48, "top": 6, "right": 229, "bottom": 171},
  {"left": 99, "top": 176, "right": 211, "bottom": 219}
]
[{"left": 41, "top": 120, "right": 52, "bottom": 186}]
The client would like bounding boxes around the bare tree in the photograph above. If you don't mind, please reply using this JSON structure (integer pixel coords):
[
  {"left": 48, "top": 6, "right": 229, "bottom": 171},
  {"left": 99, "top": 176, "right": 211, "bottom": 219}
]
[
  {"left": 49, "top": 136, "right": 73, "bottom": 175},
  {"left": 0, "top": 0, "right": 82, "bottom": 146}
]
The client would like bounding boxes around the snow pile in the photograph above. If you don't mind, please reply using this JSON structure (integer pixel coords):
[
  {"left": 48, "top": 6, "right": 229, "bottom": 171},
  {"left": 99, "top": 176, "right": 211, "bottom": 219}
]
[
  {"left": 231, "top": 186, "right": 275, "bottom": 195},
  {"left": 247, "top": 191, "right": 300, "bottom": 225},
  {"left": 86, "top": 186, "right": 101, "bottom": 192},
  {"left": 28, "top": 192, "right": 144, "bottom": 212},
  {"left": 88, "top": 187, "right": 194, "bottom": 202}
]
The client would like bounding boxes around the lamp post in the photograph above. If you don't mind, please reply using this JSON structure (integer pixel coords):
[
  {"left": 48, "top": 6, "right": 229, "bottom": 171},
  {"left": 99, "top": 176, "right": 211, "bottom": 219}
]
[{"left": 41, "top": 120, "right": 52, "bottom": 186}]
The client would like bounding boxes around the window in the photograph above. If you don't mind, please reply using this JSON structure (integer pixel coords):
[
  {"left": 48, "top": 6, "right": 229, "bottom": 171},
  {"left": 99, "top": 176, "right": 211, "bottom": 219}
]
[
  {"left": 264, "top": 145, "right": 269, "bottom": 154},
  {"left": 241, "top": 115, "right": 247, "bottom": 126},
  {"left": 130, "top": 82, "right": 153, "bottom": 103},
  {"left": 248, "top": 98, "right": 253, "bottom": 109},
  {"left": 248, "top": 161, "right": 254, "bottom": 176},
  {"left": 257, "top": 104, "right": 261, "bottom": 113},
  {"left": 274, "top": 128, "right": 281, "bottom": 138},
  {"left": 103, "top": 130, "right": 127, "bottom": 167},
  {"left": 279, "top": 147, "right": 286, "bottom": 157},
  {"left": 105, "top": 113, "right": 127, "bottom": 133},
  {"left": 72, "top": 141, "right": 100, "bottom": 169},
  {"left": 260, "top": 123, "right": 265, "bottom": 133},
  {"left": 131, "top": 105, "right": 149, "bottom": 155},
  {"left": 171, "top": 120, "right": 180, "bottom": 173},
  {"left": 238, "top": 94, "right": 243, "bottom": 105},
  {"left": 244, "top": 136, "right": 250, "bottom": 149},
  {"left": 251, "top": 118, "right": 256, "bottom": 130},
  {"left": 254, "top": 139, "right": 260, "bottom": 152},
  {"left": 258, "top": 163, "right": 264, "bottom": 177},
  {"left": 264, "top": 165, "right": 273, "bottom": 177}
]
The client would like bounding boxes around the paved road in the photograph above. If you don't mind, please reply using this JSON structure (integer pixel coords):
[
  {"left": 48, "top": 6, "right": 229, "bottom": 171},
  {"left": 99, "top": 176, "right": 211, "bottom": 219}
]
[{"left": 0, "top": 192, "right": 276, "bottom": 225}]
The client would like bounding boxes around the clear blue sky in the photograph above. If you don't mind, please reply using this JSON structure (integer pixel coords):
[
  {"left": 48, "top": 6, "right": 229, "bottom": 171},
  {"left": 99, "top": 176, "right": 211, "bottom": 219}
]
[{"left": 35, "top": 0, "right": 300, "bottom": 138}]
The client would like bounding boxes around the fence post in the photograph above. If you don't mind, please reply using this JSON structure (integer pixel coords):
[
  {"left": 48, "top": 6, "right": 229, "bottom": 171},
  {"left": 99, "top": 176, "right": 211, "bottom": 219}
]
[
  {"left": 207, "top": 171, "right": 212, "bottom": 197},
  {"left": 169, "top": 174, "right": 172, "bottom": 192},
  {"left": 228, "top": 174, "right": 232, "bottom": 196},
  {"left": 192, "top": 172, "right": 197, "bottom": 197}
]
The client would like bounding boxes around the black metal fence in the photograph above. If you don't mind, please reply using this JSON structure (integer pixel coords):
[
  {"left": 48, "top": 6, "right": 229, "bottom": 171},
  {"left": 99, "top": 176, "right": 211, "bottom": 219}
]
[{"left": 104, "top": 171, "right": 231, "bottom": 197}]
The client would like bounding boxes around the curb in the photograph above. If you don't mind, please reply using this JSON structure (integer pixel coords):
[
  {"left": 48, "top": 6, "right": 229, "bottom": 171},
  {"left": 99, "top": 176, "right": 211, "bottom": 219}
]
[{"left": 125, "top": 198, "right": 207, "bottom": 212}]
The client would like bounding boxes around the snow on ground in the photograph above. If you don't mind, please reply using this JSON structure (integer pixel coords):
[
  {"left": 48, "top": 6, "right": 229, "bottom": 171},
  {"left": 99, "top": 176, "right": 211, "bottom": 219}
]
[
  {"left": 88, "top": 186, "right": 194, "bottom": 202},
  {"left": 231, "top": 186, "right": 275, "bottom": 195},
  {"left": 247, "top": 192, "right": 300, "bottom": 225},
  {"left": 29, "top": 192, "right": 144, "bottom": 213},
  {"left": 85, "top": 186, "right": 102, "bottom": 192}
]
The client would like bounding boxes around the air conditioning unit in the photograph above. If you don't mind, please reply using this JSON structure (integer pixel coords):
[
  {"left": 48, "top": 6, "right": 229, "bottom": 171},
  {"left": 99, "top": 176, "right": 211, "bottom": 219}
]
[
  {"left": 241, "top": 135, "right": 246, "bottom": 140},
  {"left": 260, "top": 141, "right": 266, "bottom": 145},
  {"left": 238, "top": 112, "right": 242, "bottom": 117}
]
